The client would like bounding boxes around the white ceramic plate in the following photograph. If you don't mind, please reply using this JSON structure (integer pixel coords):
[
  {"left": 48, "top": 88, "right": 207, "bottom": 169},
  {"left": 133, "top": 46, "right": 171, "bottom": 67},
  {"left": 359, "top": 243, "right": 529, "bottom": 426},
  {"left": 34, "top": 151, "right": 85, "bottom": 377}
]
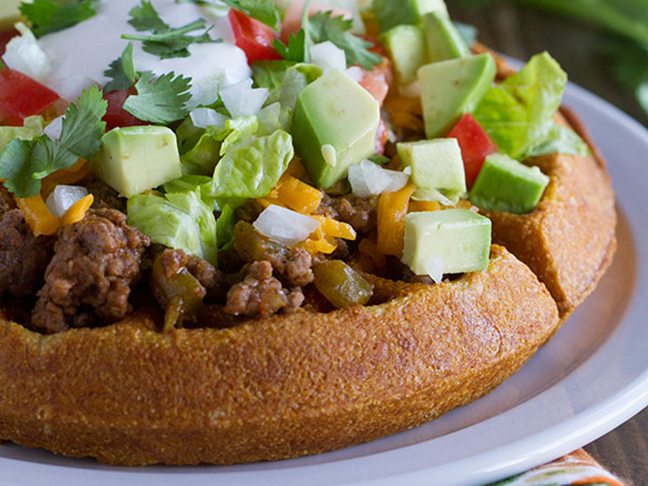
[{"left": 1, "top": 80, "right": 647, "bottom": 486}]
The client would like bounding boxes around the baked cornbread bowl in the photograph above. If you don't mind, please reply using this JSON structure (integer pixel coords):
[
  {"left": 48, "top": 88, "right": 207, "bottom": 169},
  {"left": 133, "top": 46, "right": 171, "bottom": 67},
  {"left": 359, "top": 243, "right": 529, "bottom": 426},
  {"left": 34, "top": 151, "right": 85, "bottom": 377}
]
[
  {"left": 0, "top": 245, "right": 559, "bottom": 466},
  {"left": 0, "top": 0, "right": 616, "bottom": 468}
]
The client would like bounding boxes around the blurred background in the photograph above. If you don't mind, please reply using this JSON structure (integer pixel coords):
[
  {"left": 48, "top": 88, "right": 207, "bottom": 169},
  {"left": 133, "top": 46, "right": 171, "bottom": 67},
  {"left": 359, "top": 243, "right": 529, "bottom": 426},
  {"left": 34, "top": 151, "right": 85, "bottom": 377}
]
[{"left": 449, "top": 0, "right": 648, "bottom": 126}]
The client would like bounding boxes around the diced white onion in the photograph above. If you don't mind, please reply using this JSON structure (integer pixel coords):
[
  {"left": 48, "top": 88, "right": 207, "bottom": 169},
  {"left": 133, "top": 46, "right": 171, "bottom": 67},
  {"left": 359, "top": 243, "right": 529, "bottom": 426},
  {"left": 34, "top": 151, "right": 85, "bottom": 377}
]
[
  {"left": 185, "top": 71, "right": 225, "bottom": 110},
  {"left": 423, "top": 255, "right": 445, "bottom": 284},
  {"left": 220, "top": 79, "right": 269, "bottom": 118},
  {"left": 321, "top": 144, "right": 337, "bottom": 167},
  {"left": 348, "top": 159, "right": 410, "bottom": 197},
  {"left": 254, "top": 205, "right": 320, "bottom": 247},
  {"left": 48, "top": 75, "right": 97, "bottom": 102},
  {"left": 310, "top": 41, "right": 347, "bottom": 73},
  {"left": 44, "top": 116, "right": 64, "bottom": 140},
  {"left": 2, "top": 23, "right": 51, "bottom": 83},
  {"left": 346, "top": 66, "right": 364, "bottom": 83},
  {"left": 46, "top": 185, "right": 89, "bottom": 219},
  {"left": 190, "top": 108, "right": 228, "bottom": 129}
]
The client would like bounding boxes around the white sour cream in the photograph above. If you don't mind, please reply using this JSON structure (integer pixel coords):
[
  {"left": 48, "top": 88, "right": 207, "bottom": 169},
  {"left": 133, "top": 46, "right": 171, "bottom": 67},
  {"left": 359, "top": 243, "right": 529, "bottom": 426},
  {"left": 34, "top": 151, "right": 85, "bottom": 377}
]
[{"left": 37, "top": 0, "right": 251, "bottom": 101}]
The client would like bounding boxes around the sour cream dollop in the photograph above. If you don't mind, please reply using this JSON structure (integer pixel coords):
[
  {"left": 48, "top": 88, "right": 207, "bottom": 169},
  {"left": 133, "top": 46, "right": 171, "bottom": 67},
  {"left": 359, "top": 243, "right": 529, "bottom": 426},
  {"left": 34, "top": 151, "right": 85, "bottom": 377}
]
[{"left": 36, "top": 0, "right": 252, "bottom": 101}]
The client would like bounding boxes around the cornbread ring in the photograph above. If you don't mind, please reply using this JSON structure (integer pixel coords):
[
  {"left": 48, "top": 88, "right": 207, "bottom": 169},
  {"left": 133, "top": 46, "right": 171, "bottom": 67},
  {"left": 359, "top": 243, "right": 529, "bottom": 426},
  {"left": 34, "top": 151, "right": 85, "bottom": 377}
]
[{"left": 0, "top": 245, "right": 559, "bottom": 465}]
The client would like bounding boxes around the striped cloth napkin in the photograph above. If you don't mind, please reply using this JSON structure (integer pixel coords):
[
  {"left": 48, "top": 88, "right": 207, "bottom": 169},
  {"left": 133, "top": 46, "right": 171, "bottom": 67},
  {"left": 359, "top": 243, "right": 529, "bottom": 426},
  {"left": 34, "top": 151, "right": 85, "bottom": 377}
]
[{"left": 488, "top": 450, "right": 628, "bottom": 486}]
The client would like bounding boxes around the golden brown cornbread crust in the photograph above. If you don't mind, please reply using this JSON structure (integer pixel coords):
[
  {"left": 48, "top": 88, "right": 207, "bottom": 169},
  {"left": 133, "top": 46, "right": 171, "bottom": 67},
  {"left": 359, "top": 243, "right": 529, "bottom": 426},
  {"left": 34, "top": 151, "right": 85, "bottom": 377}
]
[
  {"left": 0, "top": 246, "right": 559, "bottom": 465},
  {"left": 481, "top": 110, "right": 617, "bottom": 318}
]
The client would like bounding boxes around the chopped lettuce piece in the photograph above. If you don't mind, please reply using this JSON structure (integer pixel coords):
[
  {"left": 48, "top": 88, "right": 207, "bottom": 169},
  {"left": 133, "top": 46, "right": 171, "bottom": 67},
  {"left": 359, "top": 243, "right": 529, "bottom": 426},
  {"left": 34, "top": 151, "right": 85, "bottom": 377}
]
[
  {"left": 127, "top": 188, "right": 218, "bottom": 265},
  {"left": 215, "top": 116, "right": 259, "bottom": 156},
  {"left": 216, "top": 204, "right": 236, "bottom": 250},
  {"left": 257, "top": 102, "right": 292, "bottom": 136},
  {"left": 524, "top": 124, "right": 591, "bottom": 158},
  {"left": 210, "top": 130, "right": 294, "bottom": 199},
  {"left": 474, "top": 52, "right": 567, "bottom": 159}
]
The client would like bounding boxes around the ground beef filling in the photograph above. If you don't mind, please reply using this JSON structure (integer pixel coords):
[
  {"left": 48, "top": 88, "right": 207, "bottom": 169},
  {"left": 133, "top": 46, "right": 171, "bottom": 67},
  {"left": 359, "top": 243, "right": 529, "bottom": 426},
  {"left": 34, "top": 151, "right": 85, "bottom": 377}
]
[
  {"left": 31, "top": 209, "right": 150, "bottom": 334},
  {"left": 0, "top": 210, "right": 51, "bottom": 297}
]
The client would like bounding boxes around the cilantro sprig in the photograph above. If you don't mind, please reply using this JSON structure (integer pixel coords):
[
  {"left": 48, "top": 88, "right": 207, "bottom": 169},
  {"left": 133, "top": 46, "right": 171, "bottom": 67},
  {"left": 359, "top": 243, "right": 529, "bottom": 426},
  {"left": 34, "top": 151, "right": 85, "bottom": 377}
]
[
  {"left": 309, "top": 12, "right": 382, "bottom": 69},
  {"left": 122, "top": 0, "right": 222, "bottom": 60},
  {"left": 182, "top": 0, "right": 280, "bottom": 28},
  {"left": 123, "top": 71, "right": 192, "bottom": 124},
  {"left": 0, "top": 87, "right": 107, "bottom": 198},
  {"left": 272, "top": 7, "right": 382, "bottom": 70},
  {"left": 19, "top": 0, "right": 100, "bottom": 37},
  {"left": 103, "top": 44, "right": 193, "bottom": 124}
]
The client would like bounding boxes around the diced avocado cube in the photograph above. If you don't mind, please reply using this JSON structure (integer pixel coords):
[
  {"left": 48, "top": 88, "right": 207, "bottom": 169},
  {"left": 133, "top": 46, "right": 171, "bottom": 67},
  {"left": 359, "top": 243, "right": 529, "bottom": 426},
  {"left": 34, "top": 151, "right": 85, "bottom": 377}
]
[
  {"left": 402, "top": 209, "right": 492, "bottom": 278},
  {"left": 373, "top": 0, "right": 448, "bottom": 33},
  {"left": 0, "top": 116, "right": 43, "bottom": 152},
  {"left": 91, "top": 126, "right": 182, "bottom": 198},
  {"left": 422, "top": 11, "right": 470, "bottom": 63},
  {"left": 398, "top": 138, "right": 466, "bottom": 204},
  {"left": 469, "top": 153, "right": 550, "bottom": 214},
  {"left": 292, "top": 68, "right": 380, "bottom": 189},
  {"left": 381, "top": 25, "right": 427, "bottom": 86},
  {"left": 418, "top": 54, "right": 496, "bottom": 138}
]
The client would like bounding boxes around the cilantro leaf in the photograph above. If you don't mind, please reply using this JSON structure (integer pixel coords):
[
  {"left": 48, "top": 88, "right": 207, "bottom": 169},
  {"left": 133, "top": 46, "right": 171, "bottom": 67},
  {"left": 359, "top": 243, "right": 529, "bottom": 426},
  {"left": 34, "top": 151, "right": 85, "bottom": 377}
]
[
  {"left": 219, "top": 0, "right": 280, "bottom": 29},
  {"left": 19, "top": 0, "right": 99, "bottom": 37},
  {"left": 103, "top": 43, "right": 136, "bottom": 93},
  {"left": 123, "top": 0, "right": 222, "bottom": 59},
  {"left": 59, "top": 86, "right": 108, "bottom": 159},
  {"left": 123, "top": 71, "right": 192, "bottom": 124},
  {"left": 0, "top": 86, "right": 107, "bottom": 198},
  {"left": 272, "top": 30, "right": 308, "bottom": 63},
  {"left": 309, "top": 11, "right": 382, "bottom": 69}
]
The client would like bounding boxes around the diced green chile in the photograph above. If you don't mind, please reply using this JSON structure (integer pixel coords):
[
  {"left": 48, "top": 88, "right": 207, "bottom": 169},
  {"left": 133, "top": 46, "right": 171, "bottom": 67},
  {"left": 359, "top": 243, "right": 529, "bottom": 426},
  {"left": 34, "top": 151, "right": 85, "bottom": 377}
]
[{"left": 313, "top": 260, "right": 373, "bottom": 309}]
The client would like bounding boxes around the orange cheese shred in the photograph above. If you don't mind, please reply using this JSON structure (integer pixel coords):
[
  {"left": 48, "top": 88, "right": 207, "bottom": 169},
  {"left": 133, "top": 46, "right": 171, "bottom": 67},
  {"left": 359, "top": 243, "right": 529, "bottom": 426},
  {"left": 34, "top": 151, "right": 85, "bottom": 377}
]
[
  {"left": 15, "top": 194, "right": 61, "bottom": 237},
  {"left": 60, "top": 194, "right": 94, "bottom": 227},
  {"left": 408, "top": 200, "right": 441, "bottom": 213},
  {"left": 376, "top": 182, "right": 417, "bottom": 258},
  {"left": 277, "top": 175, "right": 323, "bottom": 215},
  {"left": 311, "top": 215, "right": 356, "bottom": 241}
]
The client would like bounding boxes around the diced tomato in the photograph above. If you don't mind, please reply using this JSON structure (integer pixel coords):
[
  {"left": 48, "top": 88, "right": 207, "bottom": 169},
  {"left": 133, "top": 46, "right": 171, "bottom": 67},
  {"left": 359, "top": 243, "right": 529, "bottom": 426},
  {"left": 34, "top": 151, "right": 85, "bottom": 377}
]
[
  {"left": 103, "top": 87, "right": 147, "bottom": 131},
  {"left": 281, "top": 0, "right": 353, "bottom": 42},
  {"left": 228, "top": 9, "right": 282, "bottom": 64},
  {"left": 0, "top": 27, "right": 18, "bottom": 57},
  {"left": 0, "top": 68, "right": 60, "bottom": 126},
  {"left": 375, "top": 118, "right": 389, "bottom": 155},
  {"left": 447, "top": 114, "right": 498, "bottom": 188}
]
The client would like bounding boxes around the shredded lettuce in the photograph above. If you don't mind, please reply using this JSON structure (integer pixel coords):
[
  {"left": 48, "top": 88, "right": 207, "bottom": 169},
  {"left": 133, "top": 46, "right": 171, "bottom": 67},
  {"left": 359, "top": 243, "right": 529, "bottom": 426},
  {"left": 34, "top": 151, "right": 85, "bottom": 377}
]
[
  {"left": 524, "top": 124, "right": 591, "bottom": 158},
  {"left": 209, "top": 130, "right": 294, "bottom": 199},
  {"left": 127, "top": 188, "right": 218, "bottom": 265},
  {"left": 473, "top": 52, "right": 567, "bottom": 159}
]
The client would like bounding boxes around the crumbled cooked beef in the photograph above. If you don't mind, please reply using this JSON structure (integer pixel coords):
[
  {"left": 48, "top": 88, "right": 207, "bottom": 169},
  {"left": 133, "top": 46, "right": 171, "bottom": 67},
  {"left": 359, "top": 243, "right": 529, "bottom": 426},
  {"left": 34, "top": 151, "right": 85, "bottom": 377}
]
[
  {"left": 231, "top": 221, "right": 315, "bottom": 287},
  {"left": 31, "top": 209, "right": 149, "bottom": 333},
  {"left": 0, "top": 186, "right": 15, "bottom": 215},
  {"left": 156, "top": 248, "right": 227, "bottom": 303},
  {"left": 235, "top": 199, "right": 264, "bottom": 223},
  {"left": 82, "top": 175, "right": 127, "bottom": 213},
  {"left": 0, "top": 210, "right": 51, "bottom": 297},
  {"left": 316, "top": 194, "right": 378, "bottom": 235},
  {"left": 225, "top": 261, "right": 290, "bottom": 318}
]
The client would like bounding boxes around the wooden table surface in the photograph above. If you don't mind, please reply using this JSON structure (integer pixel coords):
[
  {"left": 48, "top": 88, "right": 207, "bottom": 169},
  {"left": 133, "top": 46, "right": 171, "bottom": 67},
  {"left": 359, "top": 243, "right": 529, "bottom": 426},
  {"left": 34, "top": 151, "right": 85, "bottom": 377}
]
[{"left": 448, "top": 3, "right": 647, "bottom": 484}]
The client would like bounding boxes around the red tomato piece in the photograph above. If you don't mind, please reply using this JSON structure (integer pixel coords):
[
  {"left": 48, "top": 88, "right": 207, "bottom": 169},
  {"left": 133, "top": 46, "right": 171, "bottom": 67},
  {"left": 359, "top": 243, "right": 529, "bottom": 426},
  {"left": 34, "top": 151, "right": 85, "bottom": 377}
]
[
  {"left": 0, "top": 27, "right": 18, "bottom": 57},
  {"left": 375, "top": 118, "right": 389, "bottom": 155},
  {"left": 228, "top": 9, "right": 282, "bottom": 64},
  {"left": 103, "top": 88, "right": 147, "bottom": 131},
  {"left": 0, "top": 68, "right": 60, "bottom": 126},
  {"left": 447, "top": 113, "right": 498, "bottom": 188}
]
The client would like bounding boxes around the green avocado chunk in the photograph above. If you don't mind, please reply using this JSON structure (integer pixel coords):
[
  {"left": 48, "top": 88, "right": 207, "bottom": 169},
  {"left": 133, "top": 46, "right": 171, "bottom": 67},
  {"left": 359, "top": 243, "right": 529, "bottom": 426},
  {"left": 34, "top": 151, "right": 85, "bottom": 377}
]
[
  {"left": 0, "top": 116, "right": 43, "bottom": 153},
  {"left": 402, "top": 209, "right": 492, "bottom": 279},
  {"left": 292, "top": 68, "right": 380, "bottom": 189},
  {"left": 373, "top": 0, "right": 448, "bottom": 33},
  {"left": 381, "top": 25, "right": 427, "bottom": 86},
  {"left": 397, "top": 138, "right": 466, "bottom": 204},
  {"left": 418, "top": 53, "right": 497, "bottom": 138},
  {"left": 91, "top": 126, "right": 183, "bottom": 198},
  {"left": 469, "top": 153, "right": 550, "bottom": 214},
  {"left": 422, "top": 11, "right": 470, "bottom": 63}
]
